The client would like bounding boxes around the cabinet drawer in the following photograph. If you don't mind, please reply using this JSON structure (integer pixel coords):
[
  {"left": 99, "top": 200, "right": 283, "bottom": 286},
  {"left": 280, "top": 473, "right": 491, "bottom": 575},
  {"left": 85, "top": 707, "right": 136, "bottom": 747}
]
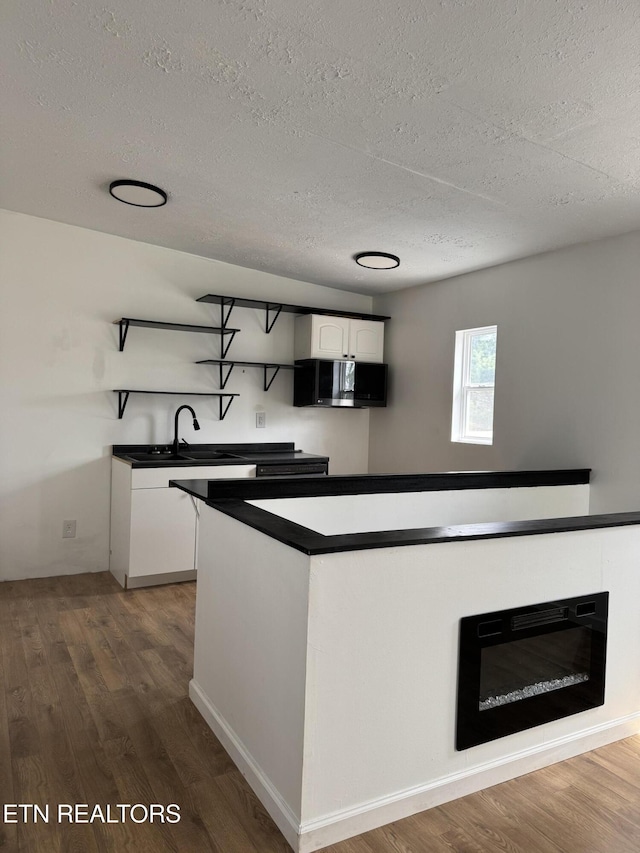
[{"left": 131, "top": 464, "right": 256, "bottom": 489}]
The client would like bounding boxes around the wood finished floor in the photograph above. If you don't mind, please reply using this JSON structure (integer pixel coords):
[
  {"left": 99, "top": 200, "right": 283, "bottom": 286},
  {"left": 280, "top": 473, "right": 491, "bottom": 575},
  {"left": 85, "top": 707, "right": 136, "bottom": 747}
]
[{"left": 1, "top": 572, "right": 639, "bottom": 853}]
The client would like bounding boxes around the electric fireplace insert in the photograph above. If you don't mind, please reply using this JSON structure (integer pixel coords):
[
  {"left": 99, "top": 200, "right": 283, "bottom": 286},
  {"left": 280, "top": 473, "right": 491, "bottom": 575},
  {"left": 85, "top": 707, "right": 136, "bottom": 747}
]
[{"left": 456, "top": 592, "right": 608, "bottom": 750}]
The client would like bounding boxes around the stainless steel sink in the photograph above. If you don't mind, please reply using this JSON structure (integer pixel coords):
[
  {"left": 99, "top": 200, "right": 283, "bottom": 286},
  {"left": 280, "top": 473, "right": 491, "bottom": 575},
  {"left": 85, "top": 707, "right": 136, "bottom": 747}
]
[
  {"left": 123, "top": 450, "right": 247, "bottom": 463},
  {"left": 125, "top": 452, "right": 194, "bottom": 462},
  {"left": 181, "top": 451, "right": 246, "bottom": 461}
]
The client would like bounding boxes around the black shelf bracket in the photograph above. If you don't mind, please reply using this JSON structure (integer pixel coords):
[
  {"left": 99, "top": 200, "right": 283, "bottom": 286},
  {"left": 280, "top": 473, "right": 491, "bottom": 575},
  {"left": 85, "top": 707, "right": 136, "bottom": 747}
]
[
  {"left": 196, "top": 359, "right": 295, "bottom": 392},
  {"left": 115, "top": 318, "right": 240, "bottom": 351},
  {"left": 220, "top": 297, "right": 236, "bottom": 330},
  {"left": 263, "top": 365, "right": 281, "bottom": 391},
  {"left": 114, "top": 390, "right": 239, "bottom": 420},
  {"left": 221, "top": 329, "right": 238, "bottom": 358},
  {"left": 197, "top": 294, "right": 390, "bottom": 324},
  {"left": 219, "top": 362, "right": 234, "bottom": 389},
  {"left": 265, "top": 303, "right": 283, "bottom": 334},
  {"left": 118, "top": 319, "right": 131, "bottom": 352},
  {"left": 219, "top": 395, "right": 236, "bottom": 421},
  {"left": 117, "top": 390, "right": 131, "bottom": 419}
]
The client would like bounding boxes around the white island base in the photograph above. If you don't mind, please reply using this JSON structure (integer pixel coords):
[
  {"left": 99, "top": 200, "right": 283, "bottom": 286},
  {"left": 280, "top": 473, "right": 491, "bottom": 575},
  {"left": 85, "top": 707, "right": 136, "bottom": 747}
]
[{"left": 189, "top": 488, "right": 640, "bottom": 852}]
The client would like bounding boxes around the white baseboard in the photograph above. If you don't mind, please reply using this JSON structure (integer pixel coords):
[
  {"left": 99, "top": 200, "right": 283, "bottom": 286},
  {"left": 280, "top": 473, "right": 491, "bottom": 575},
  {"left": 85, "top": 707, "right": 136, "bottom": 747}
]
[
  {"left": 189, "top": 680, "right": 301, "bottom": 850},
  {"left": 125, "top": 569, "right": 196, "bottom": 588},
  {"left": 189, "top": 680, "right": 640, "bottom": 853},
  {"left": 298, "top": 712, "right": 640, "bottom": 852}
]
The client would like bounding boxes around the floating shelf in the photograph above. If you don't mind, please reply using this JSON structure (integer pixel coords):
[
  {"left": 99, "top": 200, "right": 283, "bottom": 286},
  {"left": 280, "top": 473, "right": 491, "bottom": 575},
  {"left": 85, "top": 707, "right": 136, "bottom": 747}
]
[
  {"left": 197, "top": 359, "right": 297, "bottom": 391},
  {"left": 114, "top": 318, "right": 240, "bottom": 357},
  {"left": 196, "top": 294, "right": 390, "bottom": 333},
  {"left": 113, "top": 390, "right": 239, "bottom": 420}
]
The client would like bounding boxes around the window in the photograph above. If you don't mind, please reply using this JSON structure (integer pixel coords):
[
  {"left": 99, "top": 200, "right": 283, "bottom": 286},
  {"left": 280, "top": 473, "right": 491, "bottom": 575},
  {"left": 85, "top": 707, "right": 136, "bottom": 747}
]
[{"left": 451, "top": 325, "right": 497, "bottom": 445}]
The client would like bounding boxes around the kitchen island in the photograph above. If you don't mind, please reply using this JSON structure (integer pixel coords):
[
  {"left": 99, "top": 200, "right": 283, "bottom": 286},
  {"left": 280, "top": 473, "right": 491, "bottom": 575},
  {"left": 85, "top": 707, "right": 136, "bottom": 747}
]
[{"left": 171, "top": 470, "right": 640, "bottom": 852}]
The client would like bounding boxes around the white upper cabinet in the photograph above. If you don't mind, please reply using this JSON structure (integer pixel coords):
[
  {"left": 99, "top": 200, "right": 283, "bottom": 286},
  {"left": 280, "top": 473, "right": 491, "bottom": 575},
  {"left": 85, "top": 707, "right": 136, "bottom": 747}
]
[
  {"left": 316, "top": 316, "right": 350, "bottom": 358},
  {"left": 348, "top": 319, "right": 385, "bottom": 362},
  {"left": 294, "top": 315, "right": 384, "bottom": 362}
]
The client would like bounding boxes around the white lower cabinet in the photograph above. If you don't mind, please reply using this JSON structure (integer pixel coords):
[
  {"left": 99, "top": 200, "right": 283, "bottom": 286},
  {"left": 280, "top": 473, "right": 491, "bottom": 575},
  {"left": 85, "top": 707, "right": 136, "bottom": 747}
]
[
  {"left": 130, "top": 488, "right": 197, "bottom": 579},
  {"left": 110, "top": 459, "right": 255, "bottom": 588}
]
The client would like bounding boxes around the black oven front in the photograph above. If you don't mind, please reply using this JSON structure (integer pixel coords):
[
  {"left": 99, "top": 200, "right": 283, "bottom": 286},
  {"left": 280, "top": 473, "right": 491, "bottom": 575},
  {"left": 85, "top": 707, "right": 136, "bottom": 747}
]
[{"left": 255, "top": 462, "right": 328, "bottom": 477}]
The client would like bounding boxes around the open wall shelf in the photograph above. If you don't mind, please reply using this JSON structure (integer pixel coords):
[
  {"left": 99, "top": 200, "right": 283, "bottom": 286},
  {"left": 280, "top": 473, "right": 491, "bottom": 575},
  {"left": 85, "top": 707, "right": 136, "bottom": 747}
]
[
  {"left": 115, "top": 318, "right": 240, "bottom": 357},
  {"left": 196, "top": 294, "right": 390, "bottom": 333},
  {"left": 197, "top": 359, "right": 297, "bottom": 391},
  {"left": 113, "top": 390, "right": 239, "bottom": 420},
  {"left": 113, "top": 299, "right": 390, "bottom": 421}
]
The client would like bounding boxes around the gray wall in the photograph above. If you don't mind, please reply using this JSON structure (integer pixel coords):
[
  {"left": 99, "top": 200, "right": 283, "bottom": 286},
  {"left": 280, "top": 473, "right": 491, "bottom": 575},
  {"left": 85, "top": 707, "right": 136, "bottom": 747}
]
[{"left": 370, "top": 230, "right": 640, "bottom": 514}]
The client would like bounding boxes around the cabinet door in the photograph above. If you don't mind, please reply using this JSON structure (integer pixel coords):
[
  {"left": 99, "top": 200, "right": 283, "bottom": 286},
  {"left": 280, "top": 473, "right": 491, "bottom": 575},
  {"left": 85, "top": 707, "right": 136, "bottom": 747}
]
[
  {"left": 311, "top": 316, "right": 351, "bottom": 359},
  {"left": 110, "top": 459, "right": 132, "bottom": 587},
  {"left": 129, "top": 488, "right": 196, "bottom": 577},
  {"left": 348, "top": 319, "right": 384, "bottom": 362}
]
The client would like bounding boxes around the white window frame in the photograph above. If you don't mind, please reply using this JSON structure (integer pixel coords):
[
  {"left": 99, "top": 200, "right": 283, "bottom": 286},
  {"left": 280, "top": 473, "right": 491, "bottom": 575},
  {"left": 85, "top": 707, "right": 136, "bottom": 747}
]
[{"left": 451, "top": 325, "right": 497, "bottom": 445}]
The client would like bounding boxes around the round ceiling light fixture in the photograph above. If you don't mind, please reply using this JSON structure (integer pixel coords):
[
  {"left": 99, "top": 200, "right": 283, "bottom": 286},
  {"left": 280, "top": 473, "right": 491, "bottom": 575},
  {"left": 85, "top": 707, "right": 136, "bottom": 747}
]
[
  {"left": 354, "top": 251, "right": 400, "bottom": 270},
  {"left": 109, "top": 179, "right": 168, "bottom": 208}
]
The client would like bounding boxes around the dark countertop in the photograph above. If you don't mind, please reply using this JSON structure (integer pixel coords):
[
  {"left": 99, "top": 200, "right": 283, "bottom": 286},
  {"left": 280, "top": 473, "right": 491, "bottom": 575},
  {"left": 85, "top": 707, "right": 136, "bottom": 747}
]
[
  {"left": 171, "top": 468, "right": 590, "bottom": 499},
  {"left": 223, "top": 451, "right": 327, "bottom": 463},
  {"left": 164, "top": 468, "right": 630, "bottom": 556},
  {"left": 112, "top": 442, "right": 329, "bottom": 468}
]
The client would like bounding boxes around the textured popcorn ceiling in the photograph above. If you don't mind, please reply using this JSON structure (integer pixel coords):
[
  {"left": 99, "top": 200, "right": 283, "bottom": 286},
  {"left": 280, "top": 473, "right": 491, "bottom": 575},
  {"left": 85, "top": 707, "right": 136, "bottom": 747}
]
[{"left": 2, "top": 0, "right": 639, "bottom": 294}]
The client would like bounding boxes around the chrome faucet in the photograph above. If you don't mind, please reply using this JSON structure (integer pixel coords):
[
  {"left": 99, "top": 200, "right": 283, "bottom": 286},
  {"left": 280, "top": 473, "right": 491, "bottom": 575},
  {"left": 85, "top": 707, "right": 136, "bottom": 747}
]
[{"left": 173, "top": 405, "right": 200, "bottom": 456}]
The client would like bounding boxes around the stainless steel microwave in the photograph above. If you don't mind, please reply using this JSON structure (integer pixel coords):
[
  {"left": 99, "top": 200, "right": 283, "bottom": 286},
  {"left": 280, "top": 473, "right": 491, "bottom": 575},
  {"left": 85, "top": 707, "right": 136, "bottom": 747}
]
[{"left": 293, "top": 359, "right": 388, "bottom": 408}]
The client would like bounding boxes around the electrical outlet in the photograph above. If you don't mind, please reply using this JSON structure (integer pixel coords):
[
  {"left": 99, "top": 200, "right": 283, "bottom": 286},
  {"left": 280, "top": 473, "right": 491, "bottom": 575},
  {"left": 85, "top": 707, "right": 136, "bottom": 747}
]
[
  {"left": 256, "top": 411, "right": 266, "bottom": 428},
  {"left": 62, "top": 520, "right": 76, "bottom": 539}
]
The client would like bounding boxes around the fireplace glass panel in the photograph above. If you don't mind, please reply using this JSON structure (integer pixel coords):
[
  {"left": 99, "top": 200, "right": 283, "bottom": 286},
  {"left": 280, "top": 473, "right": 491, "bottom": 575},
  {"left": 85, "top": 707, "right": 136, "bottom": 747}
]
[{"left": 479, "top": 627, "right": 591, "bottom": 711}]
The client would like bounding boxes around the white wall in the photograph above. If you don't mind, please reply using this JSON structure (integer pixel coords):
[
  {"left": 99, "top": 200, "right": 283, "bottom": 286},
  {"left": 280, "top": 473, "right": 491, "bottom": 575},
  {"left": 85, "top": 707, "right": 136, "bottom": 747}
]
[
  {"left": 369, "top": 230, "right": 640, "bottom": 514},
  {"left": 249, "top": 484, "right": 589, "bottom": 535},
  {"left": 193, "top": 508, "right": 310, "bottom": 828},
  {"left": 302, "top": 525, "right": 640, "bottom": 837},
  {"left": 187, "top": 498, "right": 640, "bottom": 851},
  {"left": 0, "top": 209, "right": 371, "bottom": 581}
]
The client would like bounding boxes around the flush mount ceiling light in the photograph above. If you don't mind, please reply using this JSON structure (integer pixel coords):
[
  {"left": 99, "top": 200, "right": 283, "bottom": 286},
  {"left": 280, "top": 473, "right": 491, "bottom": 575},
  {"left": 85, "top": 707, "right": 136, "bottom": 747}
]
[
  {"left": 109, "top": 179, "right": 168, "bottom": 208},
  {"left": 354, "top": 252, "right": 400, "bottom": 270}
]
